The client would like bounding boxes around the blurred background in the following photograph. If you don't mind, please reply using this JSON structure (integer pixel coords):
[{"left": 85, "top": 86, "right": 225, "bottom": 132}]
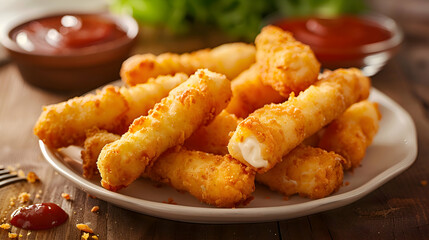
[
  {"left": 0, "top": 0, "right": 428, "bottom": 80},
  {"left": 0, "top": 0, "right": 383, "bottom": 53},
  {"left": 1, "top": 0, "right": 427, "bottom": 52}
]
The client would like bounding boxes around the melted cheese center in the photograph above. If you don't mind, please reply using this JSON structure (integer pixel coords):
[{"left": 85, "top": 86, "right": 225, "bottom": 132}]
[{"left": 238, "top": 135, "right": 268, "bottom": 168}]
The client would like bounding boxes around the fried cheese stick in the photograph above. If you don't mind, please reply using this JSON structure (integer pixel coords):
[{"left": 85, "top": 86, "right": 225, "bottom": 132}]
[
  {"left": 80, "top": 130, "right": 254, "bottom": 207},
  {"left": 225, "top": 64, "right": 286, "bottom": 118},
  {"left": 98, "top": 69, "right": 232, "bottom": 191},
  {"left": 256, "top": 145, "right": 345, "bottom": 199},
  {"left": 319, "top": 100, "right": 381, "bottom": 170},
  {"left": 81, "top": 128, "right": 120, "bottom": 179},
  {"left": 121, "top": 42, "right": 256, "bottom": 86},
  {"left": 121, "top": 73, "right": 189, "bottom": 127},
  {"left": 34, "top": 86, "right": 127, "bottom": 149},
  {"left": 34, "top": 73, "right": 187, "bottom": 148},
  {"left": 143, "top": 148, "right": 255, "bottom": 208},
  {"left": 228, "top": 68, "right": 371, "bottom": 173},
  {"left": 184, "top": 110, "right": 241, "bottom": 155},
  {"left": 255, "top": 25, "right": 320, "bottom": 97}
]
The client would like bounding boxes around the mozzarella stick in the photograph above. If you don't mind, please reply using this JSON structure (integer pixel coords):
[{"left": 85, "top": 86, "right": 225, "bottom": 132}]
[
  {"left": 184, "top": 110, "right": 241, "bottom": 155},
  {"left": 121, "top": 73, "right": 188, "bottom": 126},
  {"left": 34, "top": 73, "right": 187, "bottom": 148},
  {"left": 34, "top": 86, "right": 127, "bottom": 148},
  {"left": 143, "top": 148, "right": 255, "bottom": 208},
  {"left": 80, "top": 131, "right": 254, "bottom": 207},
  {"left": 225, "top": 64, "right": 286, "bottom": 118},
  {"left": 98, "top": 69, "right": 232, "bottom": 191},
  {"left": 319, "top": 100, "right": 381, "bottom": 170},
  {"left": 256, "top": 145, "right": 345, "bottom": 199},
  {"left": 255, "top": 25, "right": 320, "bottom": 97},
  {"left": 81, "top": 128, "right": 120, "bottom": 179},
  {"left": 121, "top": 42, "right": 256, "bottom": 86},
  {"left": 228, "top": 68, "right": 371, "bottom": 173}
]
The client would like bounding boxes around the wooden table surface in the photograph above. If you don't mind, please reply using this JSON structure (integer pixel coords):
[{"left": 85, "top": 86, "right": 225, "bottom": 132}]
[{"left": 1, "top": 2, "right": 429, "bottom": 240}]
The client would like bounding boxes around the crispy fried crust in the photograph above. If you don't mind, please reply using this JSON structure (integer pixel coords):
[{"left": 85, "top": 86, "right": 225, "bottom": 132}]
[
  {"left": 228, "top": 68, "right": 371, "bottom": 173},
  {"left": 121, "top": 43, "right": 255, "bottom": 86},
  {"left": 80, "top": 130, "right": 255, "bottom": 208},
  {"left": 97, "top": 69, "right": 232, "bottom": 191},
  {"left": 184, "top": 110, "right": 241, "bottom": 155},
  {"left": 225, "top": 64, "right": 286, "bottom": 118},
  {"left": 319, "top": 100, "right": 381, "bottom": 170},
  {"left": 81, "top": 128, "right": 120, "bottom": 179},
  {"left": 120, "top": 73, "right": 188, "bottom": 128},
  {"left": 256, "top": 145, "right": 345, "bottom": 199},
  {"left": 34, "top": 86, "right": 128, "bottom": 148},
  {"left": 255, "top": 25, "right": 320, "bottom": 97},
  {"left": 34, "top": 74, "right": 187, "bottom": 149},
  {"left": 143, "top": 148, "right": 255, "bottom": 208}
]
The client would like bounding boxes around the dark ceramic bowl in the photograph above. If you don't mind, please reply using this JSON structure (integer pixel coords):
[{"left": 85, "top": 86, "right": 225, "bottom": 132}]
[{"left": 0, "top": 12, "right": 138, "bottom": 93}]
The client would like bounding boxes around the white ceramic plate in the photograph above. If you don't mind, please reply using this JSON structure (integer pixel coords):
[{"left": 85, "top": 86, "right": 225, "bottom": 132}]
[{"left": 40, "top": 88, "right": 417, "bottom": 223}]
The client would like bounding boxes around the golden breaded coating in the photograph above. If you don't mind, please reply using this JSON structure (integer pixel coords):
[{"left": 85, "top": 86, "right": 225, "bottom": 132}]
[
  {"left": 228, "top": 68, "right": 371, "bottom": 173},
  {"left": 121, "top": 53, "right": 186, "bottom": 87},
  {"left": 184, "top": 110, "right": 241, "bottom": 155},
  {"left": 81, "top": 128, "right": 120, "bottom": 179},
  {"left": 143, "top": 148, "right": 255, "bottom": 208},
  {"left": 256, "top": 145, "right": 345, "bottom": 199},
  {"left": 120, "top": 73, "right": 188, "bottom": 127},
  {"left": 80, "top": 130, "right": 255, "bottom": 207},
  {"left": 34, "top": 74, "right": 187, "bottom": 149},
  {"left": 319, "top": 100, "right": 381, "bottom": 170},
  {"left": 255, "top": 25, "right": 320, "bottom": 97},
  {"left": 225, "top": 64, "right": 286, "bottom": 118},
  {"left": 34, "top": 86, "right": 128, "bottom": 148},
  {"left": 98, "top": 69, "right": 232, "bottom": 191},
  {"left": 121, "top": 43, "right": 256, "bottom": 86}
]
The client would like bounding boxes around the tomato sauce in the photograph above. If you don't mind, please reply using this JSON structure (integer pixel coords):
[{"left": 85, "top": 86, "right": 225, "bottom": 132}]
[
  {"left": 10, "top": 203, "right": 68, "bottom": 230},
  {"left": 274, "top": 15, "right": 393, "bottom": 68},
  {"left": 10, "top": 14, "right": 128, "bottom": 55}
]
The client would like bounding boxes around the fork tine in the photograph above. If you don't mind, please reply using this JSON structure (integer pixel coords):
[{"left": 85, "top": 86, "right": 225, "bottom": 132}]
[
  {"left": 0, "top": 173, "right": 18, "bottom": 181},
  {"left": 0, "top": 176, "right": 26, "bottom": 187},
  {"left": 0, "top": 169, "right": 10, "bottom": 175}
]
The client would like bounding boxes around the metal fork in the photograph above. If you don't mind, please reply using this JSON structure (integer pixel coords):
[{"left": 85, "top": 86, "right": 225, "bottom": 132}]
[{"left": 0, "top": 168, "right": 26, "bottom": 187}]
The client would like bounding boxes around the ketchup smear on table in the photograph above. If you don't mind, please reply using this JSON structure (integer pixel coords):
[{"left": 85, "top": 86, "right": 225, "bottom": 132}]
[
  {"left": 10, "top": 14, "right": 128, "bottom": 55},
  {"left": 10, "top": 203, "right": 68, "bottom": 230},
  {"left": 274, "top": 15, "right": 392, "bottom": 63}
]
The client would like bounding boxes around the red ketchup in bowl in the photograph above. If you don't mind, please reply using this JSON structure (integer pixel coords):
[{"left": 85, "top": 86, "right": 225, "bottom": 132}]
[
  {"left": 274, "top": 15, "right": 398, "bottom": 73},
  {"left": 10, "top": 203, "right": 68, "bottom": 230},
  {"left": 10, "top": 14, "right": 128, "bottom": 55}
]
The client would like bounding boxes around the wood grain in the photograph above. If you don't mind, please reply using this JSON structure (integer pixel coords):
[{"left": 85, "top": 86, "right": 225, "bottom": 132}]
[{"left": 1, "top": 1, "right": 429, "bottom": 238}]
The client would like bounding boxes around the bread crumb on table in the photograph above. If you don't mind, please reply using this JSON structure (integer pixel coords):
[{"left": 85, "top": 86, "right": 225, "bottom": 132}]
[
  {"left": 61, "top": 193, "right": 71, "bottom": 200},
  {"left": 91, "top": 206, "right": 99, "bottom": 213},
  {"left": 81, "top": 232, "right": 89, "bottom": 240},
  {"left": 76, "top": 224, "right": 94, "bottom": 233},
  {"left": 18, "top": 192, "right": 30, "bottom": 203},
  {"left": 27, "top": 172, "right": 40, "bottom": 183},
  {"left": 0, "top": 223, "right": 11, "bottom": 230},
  {"left": 9, "top": 197, "right": 16, "bottom": 207},
  {"left": 8, "top": 232, "right": 17, "bottom": 239}
]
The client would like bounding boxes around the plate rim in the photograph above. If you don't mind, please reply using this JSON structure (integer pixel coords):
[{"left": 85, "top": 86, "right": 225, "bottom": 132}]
[{"left": 39, "top": 87, "right": 418, "bottom": 223}]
